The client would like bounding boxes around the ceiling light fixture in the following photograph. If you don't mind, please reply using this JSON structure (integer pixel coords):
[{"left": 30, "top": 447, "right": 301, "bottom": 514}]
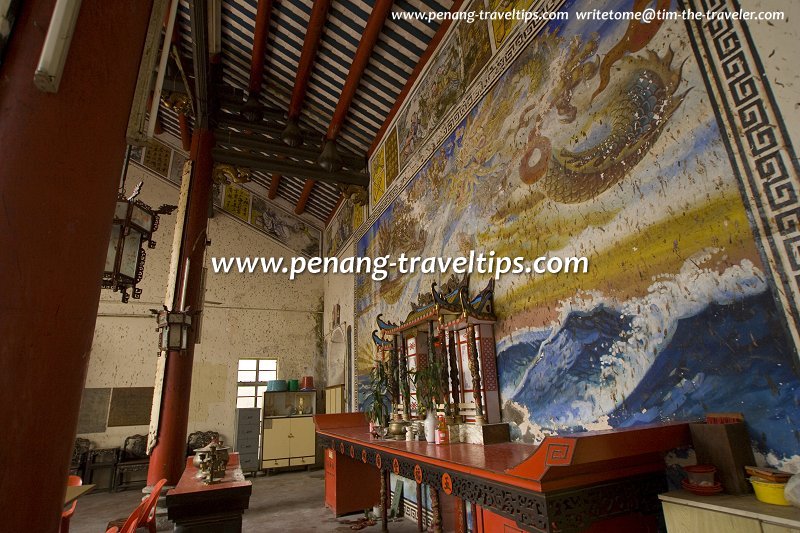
[{"left": 34, "top": 0, "right": 82, "bottom": 92}]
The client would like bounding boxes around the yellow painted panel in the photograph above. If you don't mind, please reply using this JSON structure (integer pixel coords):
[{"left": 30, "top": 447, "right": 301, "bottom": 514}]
[
  {"left": 290, "top": 417, "right": 316, "bottom": 458},
  {"left": 762, "top": 523, "right": 800, "bottom": 533},
  {"left": 261, "top": 418, "right": 291, "bottom": 460},
  {"left": 662, "top": 503, "right": 762, "bottom": 533}
]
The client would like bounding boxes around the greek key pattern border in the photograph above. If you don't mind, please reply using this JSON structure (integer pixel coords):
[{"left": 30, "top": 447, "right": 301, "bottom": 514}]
[{"left": 683, "top": 0, "right": 800, "bottom": 356}]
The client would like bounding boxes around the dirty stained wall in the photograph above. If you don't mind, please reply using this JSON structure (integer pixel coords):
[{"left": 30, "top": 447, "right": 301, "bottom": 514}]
[
  {"left": 82, "top": 164, "right": 323, "bottom": 447},
  {"left": 323, "top": 241, "right": 357, "bottom": 407},
  {"left": 347, "top": 0, "right": 800, "bottom": 471}
]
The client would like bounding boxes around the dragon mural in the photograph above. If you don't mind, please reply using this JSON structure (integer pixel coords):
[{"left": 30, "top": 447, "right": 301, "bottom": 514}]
[
  {"left": 516, "top": 7, "right": 688, "bottom": 204},
  {"left": 357, "top": 0, "right": 800, "bottom": 470}
]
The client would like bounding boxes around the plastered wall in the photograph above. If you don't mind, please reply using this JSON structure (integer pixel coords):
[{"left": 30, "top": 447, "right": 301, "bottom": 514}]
[
  {"left": 82, "top": 165, "right": 323, "bottom": 447},
  {"left": 349, "top": 0, "right": 800, "bottom": 470},
  {"left": 322, "top": 241, "right": 357, "bottom": 407}
]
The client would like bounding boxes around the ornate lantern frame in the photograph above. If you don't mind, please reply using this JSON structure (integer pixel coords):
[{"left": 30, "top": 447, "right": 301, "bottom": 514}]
[{"left": 102, "top": 190, "right": 176, "bottom": 302}]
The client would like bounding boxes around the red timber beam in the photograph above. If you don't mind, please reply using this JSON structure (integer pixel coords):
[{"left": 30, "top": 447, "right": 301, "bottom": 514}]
[
  {"left": 268, "top": 174, "right": 282, "bottom": 199},
  {"left": 295, "top": 179, "right": 317, "bottom": 214},
  {"left": 242, "top": 0, "right": 274, "bottom": 121},
  {"left": 178, "top": 113, "right": 192, "bottom": 151},
  {"left": 368, "top": 0, "right": 465, "bottom": 156},
  {"left": 0, "top": 1, "right": 153, "bottom": 530},
  {"left": 318, "top": 0, "right": 393, "bottom": 172},
  {"left": 325, "top": 193, "right": 345, "bottom": 226},
  {"left": 282, "top": 0, "right": 331, "bottom": 146}
]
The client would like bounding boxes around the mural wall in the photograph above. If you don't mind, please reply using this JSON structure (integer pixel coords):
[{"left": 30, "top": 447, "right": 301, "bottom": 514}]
[{"left": 355, "top": 0, "right": 800, "bottom": 470}]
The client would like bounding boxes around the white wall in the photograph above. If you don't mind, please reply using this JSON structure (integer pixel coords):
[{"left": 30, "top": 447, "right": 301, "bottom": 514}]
[
  {"left": 322, "top": 241, "right": 356, "bottom": 408},
  {"left": 81, "top": 165, "right": 324, "bottom": 448},
  {"left": 746, "top": 0, "right": 800, "bottom": 149}
]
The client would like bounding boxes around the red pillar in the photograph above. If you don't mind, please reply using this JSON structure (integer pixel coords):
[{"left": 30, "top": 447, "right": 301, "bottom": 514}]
[
  {"left": 0, "top": 1, "right": 153, "bottom": 532},
  {"left": 147, "top": 128, "right": 214, "bottom": 486}
]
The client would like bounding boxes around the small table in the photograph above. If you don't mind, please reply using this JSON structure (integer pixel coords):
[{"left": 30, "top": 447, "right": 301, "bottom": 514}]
[
  {"left": 166, "top": 453, "right": 252, "bottom": 533},
  {"left": 64, "top": 484, "right": 95, "bottom": 505}
]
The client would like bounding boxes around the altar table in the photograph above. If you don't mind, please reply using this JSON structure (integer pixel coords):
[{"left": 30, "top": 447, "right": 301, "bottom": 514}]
[{"left": 315, "top": 413, "right": 692, "bottom": 532}]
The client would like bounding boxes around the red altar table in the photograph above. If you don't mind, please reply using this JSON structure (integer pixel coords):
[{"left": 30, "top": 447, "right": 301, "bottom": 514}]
[
  {"left": 315, "top": 413, "right": 691, "bottom": 532},
  {"left": 166, "top": 452, "right": 253, "bottom": 532}
]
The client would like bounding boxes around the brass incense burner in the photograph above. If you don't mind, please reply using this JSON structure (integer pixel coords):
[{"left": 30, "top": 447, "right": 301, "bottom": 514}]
[{"left": 193, "top": 440, "right": 230, "bottom": 484}]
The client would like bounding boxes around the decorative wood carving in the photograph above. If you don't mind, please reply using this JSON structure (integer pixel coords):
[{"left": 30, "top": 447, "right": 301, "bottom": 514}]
[
  {"left": 431, "top": 486, "right": 443, "bottom": 533},
  {"left": 466, "top": 324, "right": 485, "bottom": 425},
  {"left": 447, "top": 330, "right": 460, "bottom": 418},
  {"left": 320, "top": 433, "right": 670, "bottom": 533}
]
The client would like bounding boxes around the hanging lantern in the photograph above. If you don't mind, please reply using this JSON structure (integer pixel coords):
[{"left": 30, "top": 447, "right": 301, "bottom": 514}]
[
  {"left": 102, "top": 187, "right": 176, "bottom": 302},
  {"left": 155, "top": 309, "right": 193, "bottom": 351}
]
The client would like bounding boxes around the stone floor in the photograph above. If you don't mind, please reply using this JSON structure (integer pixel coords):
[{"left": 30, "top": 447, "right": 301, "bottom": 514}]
[{"left": 69, "top": 469, "right": 420, "bottom": 533}]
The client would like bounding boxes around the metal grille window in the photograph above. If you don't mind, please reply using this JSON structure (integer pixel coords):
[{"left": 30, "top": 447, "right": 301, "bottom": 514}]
[{"left": 236, "top": 359, "right": 277, "bottom": 408}]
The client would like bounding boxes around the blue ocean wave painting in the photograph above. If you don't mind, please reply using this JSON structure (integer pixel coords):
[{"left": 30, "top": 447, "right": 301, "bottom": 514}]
[{"left": 498, "top": 255, "right": 800, "bottom": 469}]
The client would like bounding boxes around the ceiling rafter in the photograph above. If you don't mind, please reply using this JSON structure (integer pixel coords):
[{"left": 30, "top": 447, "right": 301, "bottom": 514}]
[
  {"left": 295, "top": 179, "right": 317, "bottom": 215},
  {"left": 268, "top": 174, "right": 282, "bottom": 199},
  {"left": 242, "top": 0, "right": 274, "bottom": 121},
  {"left": 215, "top": 131, "right": 365, "bottom": 170},
  {"left": 283, "top": 0, "right": 332, "bottom": 147},
  {"left": 319, "top": 0, "right": 394, "bottom": 172},
  {"left": 212, "top": 148, "right": 368, "bottom": 187}
]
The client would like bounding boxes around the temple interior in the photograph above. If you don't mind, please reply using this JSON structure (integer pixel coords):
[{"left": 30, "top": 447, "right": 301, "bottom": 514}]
[{"left": 2, "top": 0, "right": 800, "bottom": 532}]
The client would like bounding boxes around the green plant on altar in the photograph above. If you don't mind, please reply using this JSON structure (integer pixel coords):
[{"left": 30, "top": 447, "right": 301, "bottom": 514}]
[
  {"left": 411, "top": 356, "right": 444, "bottom": 415},
  {"left": 364, "top": 360, "right": 389, "bottom": 428}
]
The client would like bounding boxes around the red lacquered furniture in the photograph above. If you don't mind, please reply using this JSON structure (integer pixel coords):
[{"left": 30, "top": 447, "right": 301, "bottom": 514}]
[
  {"left": 315, "top": 413, "right": 692, "bottom": 533},
  {"left": 324, "top": 428, "right": 380, "bottom": 516},
  {"left": 60, "top": 475, "right": 83, "bottom": 533},
  {"left": 105, "top": 478, "right": 166, "bottom": 533},
  {"left": 166, "top": 453, "right": 252, "bottom": 532}
]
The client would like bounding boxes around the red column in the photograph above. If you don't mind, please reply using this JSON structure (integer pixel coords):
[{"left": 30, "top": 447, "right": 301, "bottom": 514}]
[
  {"left": 147, "top": 129, "right": 214, "bottom": 486},
  {"left": 0, "top": 1, "right": 153, "bottom": 532}
]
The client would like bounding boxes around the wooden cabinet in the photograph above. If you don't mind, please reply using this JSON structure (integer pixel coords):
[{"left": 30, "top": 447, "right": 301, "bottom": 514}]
[
  {"left": 325, "top": 385, "right": 344, "bottom": 414},
  {"left": 324, "top": 447, "right": 379, "bottom": 516},
  {"left": 660, "top": 491, "right": 800, "bottom": 533},
  {"left": 261, "top": 391, "right": 318, "bottom": 470}
]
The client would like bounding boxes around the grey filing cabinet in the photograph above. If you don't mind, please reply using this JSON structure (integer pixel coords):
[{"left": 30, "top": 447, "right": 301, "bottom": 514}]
[{"left": 234, "top": 408, "right": 261, "bottom": 474}]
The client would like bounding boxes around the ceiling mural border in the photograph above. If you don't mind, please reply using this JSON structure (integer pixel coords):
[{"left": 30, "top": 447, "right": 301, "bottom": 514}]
[
  {"left": 350, "top": 0, "right": 565, "bottom": 407},
  {"left": 356, "top": 0, "right": 566, "bottom": 245}
]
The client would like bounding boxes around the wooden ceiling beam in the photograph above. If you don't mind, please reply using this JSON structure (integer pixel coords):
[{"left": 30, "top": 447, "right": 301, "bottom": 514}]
[
  {"left": 215, "top": 131, "right": 366, "bottom": 170},
  {"left": 248, "top": 0, "right": 273, "bottom": 96},
  {"left": 287, "top": 0, "right": 331, "bottom": 123},
  {"left": 295, "top": 179, "right": 317, "bottom": 215},
  {"left": 188, "top": 0, "right": 211, "bottom": 128},
  {"left": 325, "top": 0, "right": 393, "bottom": 142},
  {"left": 212, "top": 149, "right": 369, "bottom": 187},
  {"left": 216, "top": 116, "right": 366, "bottom": 161},
  {"left": 242, "top": 0, "right": 273, "bottom": 122},
  {"left": 268, "top": 174, "right": 282, "bottom": 199}
]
